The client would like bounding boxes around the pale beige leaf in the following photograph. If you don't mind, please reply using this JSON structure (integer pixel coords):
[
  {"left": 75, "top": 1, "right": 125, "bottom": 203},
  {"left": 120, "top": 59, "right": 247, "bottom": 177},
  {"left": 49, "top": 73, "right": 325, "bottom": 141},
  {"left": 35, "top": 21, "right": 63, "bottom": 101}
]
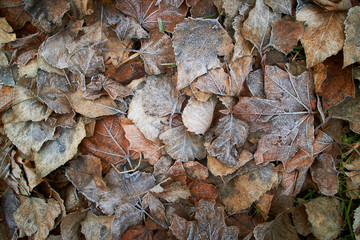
[
  {"left": 152, "top": 181, "right": 191, "bottom": 202},
  {"left": 219, "top": 164, "right": 280, "bottom": 214},
  {"left": 0, "top": 18, "right": 16, "bottom": 44},
  {"left": 192, "top": 68, "right": 230, "bottom": 96},
  {"left": 173, "top": 18, "right": 233, "bottom": 89},
  {"left": 296, "top": 5, "right": 346, "bottom": 68},
  {"left": 232, "top": 15, "right": 254, "bottom": 61},
  {"left": 14, "top": 198, "right": 61, "bottom": 240},
  {"left": 241, "top": 0, "right": 281, "bottom": 52},
  {"left": 265, "top": 0, "right": 294, "bottom": 14},
  {"left": 159, "top": 125, "right": 206, "bottom": 162},
  {"left": 182, "top": 97, "right": 217, "bottom": 135},
  {"left": 34, "top": 120, "right": 86, "bottom": 178},
  {"left": 343, "top": 6, "right": 360, "bottom": 67},
  {"left": 81, "top": 212, "right": 113, "bottom": 240}
]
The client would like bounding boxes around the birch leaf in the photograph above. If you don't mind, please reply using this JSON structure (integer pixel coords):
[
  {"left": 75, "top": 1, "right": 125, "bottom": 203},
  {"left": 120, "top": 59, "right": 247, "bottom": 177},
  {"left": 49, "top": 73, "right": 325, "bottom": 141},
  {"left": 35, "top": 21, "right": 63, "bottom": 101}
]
[
  {"left": 343, "top": 6, "right": 360, "bottom": 67},
  {"left": 81, "top": 212, "right": 113, "bottom": 240},
  {"left": 265, "top": 0, "right": 294, "bottom": 14}
]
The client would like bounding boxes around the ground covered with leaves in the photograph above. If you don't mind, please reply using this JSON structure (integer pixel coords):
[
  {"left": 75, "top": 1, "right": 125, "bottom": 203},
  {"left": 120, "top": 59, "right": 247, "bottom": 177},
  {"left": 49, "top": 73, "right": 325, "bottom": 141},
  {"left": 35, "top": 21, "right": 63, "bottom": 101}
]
[{"left": 0, "top": 0, "right": 360, "bottom": 239}]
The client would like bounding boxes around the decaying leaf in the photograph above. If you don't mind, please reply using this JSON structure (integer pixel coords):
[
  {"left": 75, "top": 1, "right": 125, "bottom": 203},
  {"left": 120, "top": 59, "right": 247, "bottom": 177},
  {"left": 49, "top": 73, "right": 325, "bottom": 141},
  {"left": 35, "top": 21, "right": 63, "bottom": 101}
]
[
  {"left": 159, "top": 125, "right": 206, "bottom": 162},
  {"left": 296, "top": 5, "right": 346, "bottom": 68},
  {"left": 310, "top": 154, "right": 338, "bottom": 196},
  {"left": 110, "top": 13, "right": 149, "bottom": 40},
  {"left": 170, "top": 199, "right": 239, "bottom": 240},
  {"left": 191, "top": 68, "right": 230, "bottom": 96},
  {"left": 14, "top": 197, "right": 61, "bottom": 240},
  {"left": 111, "top": 203, "right": 143, "bottom": 239},
  {"left": 206, "top": 114, "right": 249, "bottom": 167},
  {"left": 0, "top": 18, "right": 16, "bottom": 44},
  {"left": 343, "top": 6, "right": 360, "bottom": 67},
  {"left": 182, "top": 97, "right": 217, "bottom": 135},
  {"left": 314, "top": 0, "right": 352, "bottom": 11},
  {"left": 241, "top": 0, "right": 281, "bottom": 53},
  {"left": 184, "top": 161, "right": 209, "bottom": 180},
  {"left": 81, "top": 212, "right": 113, "bottom": 240},
  {"left": 152, "top": 181, "right": 191, "bottom": 202},
  {"left": 142, "top": 193, "right": 167, "bottom": 226},
  {"left": 219, "top": 164, "right": 280, "bottom": 214},
  {"left": 305, "top": 197, "right": 342, "bottom": 240},
  {"left": 269, "top": 20, "right": 304, "bottom": 54},
  {"left": 0, "top": 0, "right": 30, "bottom": 29},
  {"left": 354, "top": 206, "right": 360, "bottom": 240},
  {"left": 61, "top": 211, "right": 87, "bottom": 240},
  {"left": 265, "top": 0, "right": 293, "bottom": 14},
  {"left": 173, "top": 18, "right": 233, "bottom": 89},
  {"left": 34, "top": 120, "right": 86, "bottom": 178}
]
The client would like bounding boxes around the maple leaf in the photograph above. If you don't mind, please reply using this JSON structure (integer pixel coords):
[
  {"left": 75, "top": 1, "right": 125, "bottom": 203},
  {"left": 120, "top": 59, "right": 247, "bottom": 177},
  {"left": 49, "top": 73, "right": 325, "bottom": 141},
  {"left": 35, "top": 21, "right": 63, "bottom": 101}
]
[
  {"left": 343, "top": 6, "right": 360, "bottom": 67},
  {"left": 172, "top": 18, "right": 233, "bottom": 90},
  {"left": 233, "top": 66, "right": 315, "bottom": 173}
]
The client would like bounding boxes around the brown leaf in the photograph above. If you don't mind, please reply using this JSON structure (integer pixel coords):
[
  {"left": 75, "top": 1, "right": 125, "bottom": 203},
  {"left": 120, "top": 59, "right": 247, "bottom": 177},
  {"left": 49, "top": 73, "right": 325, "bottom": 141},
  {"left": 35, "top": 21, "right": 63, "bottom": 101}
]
[
  {"left": 191, "top": 68, "right": 230, "bottom": 96},
  {"left": 115, "top": 0, "right": 188, "bottom": 32},
  {"left": 219, "top": 164, "right": 280, "bottom": 214},
  {"left": 229, "top": 56, "right": 254, "bottom": 96},
  {"left": 265, "top": 0, "right": 294, "bottom": 14},
  {"left": 121, "top": 225, "right": 153, "bottom": 240},
  {"left": 34, "top": 120, "right": 86, "bottom": 178},
  {"left": 305, "top": 197, "right": 342, "bottom": 240},
  {"left": 207, "top": 153, "right": 252, "bottom": 177},
  {"left": 0, "top": 18, "right": 16, "bottom": 44},
  {"left": 182, "top": 97, "right": 217, "bottom": 135},
  {"left": 343, "top": 6, "right": 360, "bottom": 67},
  {"left": 205, "top": 114, "right": 249, "bottom": 167},
  {"left": 241, "top": 0, "right": 281, "bottom": 53},
  {"left": 292, "top": 205, "right": 312, "bottom": 236},
  {"left": 314, "top": 0, "right": 352, "bottom": 10},
  {"left": 112, "top": 203, "right": 143, "bottom": 239},
  {"left": 0, "top": 85, "right": 13, "bottom": 113},
  {"left": 24, "top": 0, "right": 69, "bottom": 33},
  {"left": 269, "top": 20, "right": 304, "bottom": 54},
  {"left": 159, "top": 125, "right": 206, "bottom": 162},
  {"left": 140, "top": 31, "right": 175, "bottom": 75},
  {"left": 190, "top": 0, "right": 218, "bottom": 18},
  {"left": 66, "top": 155, "right": 110, "bottom": 202},
  {"left": 61, "top": 211, "right": 87, "bottom": 240},
  {"left": 0, "top": 0, "right": 30, "bottom": 29},
  {"left": 173, "top": 18, "right": 233, "bottom": 90},
  {"left": 152, "top": 182, "right": 191, "bottom": 202},
  {"left": 109, "top": 13, "right": 149, "bottom": 40},
  {"left": 190, "top": 180, "right": 218, "bottom": 200},
  {"left": 14, "top": 197, "right": 61, "bottom": 240},
  {"left": 81, "top": 212, "right": 113, "bottom": 240},
  {"left": 142, "top": 193, "right": 167, "bottom": 226},
  {"left": 169, "top": 199, "right": 239, "bottom": 240},
  {"left": 296, "top": 5, "right": 346, "bottom": 68},
  {"left": 183, "top": 161, "right": 209, "bottom": 180}
]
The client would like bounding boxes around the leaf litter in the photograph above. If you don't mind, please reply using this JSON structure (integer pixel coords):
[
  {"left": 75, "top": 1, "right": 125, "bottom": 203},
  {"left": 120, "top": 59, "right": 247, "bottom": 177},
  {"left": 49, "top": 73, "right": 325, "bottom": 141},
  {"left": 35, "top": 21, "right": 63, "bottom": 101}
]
[{"left": 0, "top": 0, "right": 360, "bottom": 239}]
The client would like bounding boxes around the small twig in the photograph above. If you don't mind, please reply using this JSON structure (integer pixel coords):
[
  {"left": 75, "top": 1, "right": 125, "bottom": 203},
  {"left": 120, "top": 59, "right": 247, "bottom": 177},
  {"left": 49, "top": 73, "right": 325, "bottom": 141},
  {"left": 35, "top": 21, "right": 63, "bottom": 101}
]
[{"left": 111, "top": 154, "right": 142, "bottom": 175}]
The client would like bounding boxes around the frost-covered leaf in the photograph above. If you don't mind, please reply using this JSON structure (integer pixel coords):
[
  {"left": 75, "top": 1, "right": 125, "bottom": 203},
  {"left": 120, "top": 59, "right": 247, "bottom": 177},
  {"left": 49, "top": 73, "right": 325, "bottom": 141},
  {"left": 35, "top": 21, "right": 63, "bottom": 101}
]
[
  {"left": 159, "top": 125, "right": 206, "bottom": 162},
  {"left": 241, "top": 0, "right": 281, "bottom": 53},
  {"left": 111, "top": 203, "right": 143, "bottom": 239},
  {"left": 61, "top": 211, "right": 87, "bottom": 240},
  {"left": 192, "top": 68, "right": 230, "bottom": 96},
  {"left": 81, "top": 212, "right": 113, "bottom": 240},
  {"left": 182, "top": 97, "right": 217, "bottom": 135},
  {"left": 228, "top": 56, "right": 254, "bottom": 96},
  {"left": 206, "top": 114, "right": 249, "bottom": 167},
  {"left": 219, "top": 164, "right": 279, "bottom": 214},
  {"left": 343, "top": 6, "right": 360, "bottom": 67},
  {"left": 140, "top": 31, "right": 175, "bottom": 75},
  {"left": 173, "top": 18, "right": 233, "bottom": 89},
  {"left": 66, "top": 155, "right": 110, "bottom": 203},
  {"left": 14, "top": 197, "right": 61, "bottom": 240},
  {"left": 314, "top": 0, "right": 352, "bottom": 10},
  {"left": 269, "top": 20, "right": 304, "bottom": 54},
  {"left": 184, "top": 161, "right": 209, "bottom": 180},
  {"left": 111, "top": 14, "right": 149, "bottom": 40},
  {"left": 265, "top": 0, "right": 294, "bottom": 14},
  {"left": 296, "top": 5, "right": 346, "bottom": 68},
  {"left": 142, "top": 193, "right": 167, "bottom": 226},
  {"left": 34, "top": 120, "right": 86, "bottom": 178},
  {"left": 152, "top": 181, "right": 191, "bottom": 202}
]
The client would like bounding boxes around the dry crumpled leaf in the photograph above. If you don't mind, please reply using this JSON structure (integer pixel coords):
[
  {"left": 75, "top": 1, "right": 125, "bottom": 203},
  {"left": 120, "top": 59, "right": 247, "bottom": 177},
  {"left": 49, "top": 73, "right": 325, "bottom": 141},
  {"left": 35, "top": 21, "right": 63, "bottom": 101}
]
[
  {"left": 111, "top": 203, "right": 143, "bottom": 239},
  {"left": 122, "top": 119, "right": 162, "bottom": 165},
  {"left": 142, "top": 192, "right": 167, "bottom": 226},
  {"left": 60, "top": 211, "right": 87, "bottom": 240},
  {"left": 81, "top": 212, "right": 113, "bottom": 240},
  {"left": 173, "top": 18, "right": 233, "bottom": 90},
  {"left": 205, "top": 114, "right": 249, "bottom": 167},
  {"left": 14, "top": 197, "right": 61, "bottom": 240},
  {"left": 170, "top": 199, "right": 239, "bottom": 240},
  {"left": 24, "top": 0, "right": 70, "bottom": 33},
  {"left": 314, "top": 0, "right": 352, "bottom": 10},
  {"left": 140, "top": 31, "right": 175, "bottom": 75},
  {"left": 343, "top": 6, "right": 360, "bottom": 68},
  {"left": 159, "top": 125, "right": 206, "bottom": 162},
  {"left": 254, "top": 213, "right": 299, "bottom": 240},
  {"left": 36, "top": 70, "right": 74, "bottom": 114},
  {"left": 219, "top": 164, "right": 280, "bottom": 214},
  {"left": 184, "top": 161, "right": 209, "bottom": 180},
  {"left": 182, "top": 97, "right": 217, "bottom": 135},
  {"left": 66, "top": 155, "right": 110, "bottom": 203},
  {"left": 34, "top": 120, "right": 86, "bottom": 178},
  {"left": 121, "top": 225, "right": 153, "bottom": 240},
  {"left": 115, "top": 0, "right": 188, "bottom": 32},
  {"left": 296, "top": 5, "right": 347, "bottom": 68},
  {"left": 241, "top": 0, "right": 281, "bottom": 53},
  {"left": 310, "top": 153, "right": 338, "bottom": 196},
  {"left": 191, "top": 68, "right": 230, "bottom": 96},
  {"left": 151, "top": 181, "right": 191, "bottom": 202},
  {"left": 344, "top": 157, "right": 360, "bottom": 186},
  {"left": 0, "top": 0, "right": 30, "bottom": 29},
  {"left": 265, "top": 0, "right": 293, "bottom": 14},
  {"left": 305, "top": 197, "right": 342, "bottom": 240},
  {"left": 141, "top": 75, "right": 183, "bottom": 117},
  {"left": 354, "top": 205, "right": 360, "bottom": 240},
  {"left": 0, "top": 18, "right": 16, "bottom": 44},
  {"left": 269, "top": 20, "right": 304, "bottom": 54},
  {"left": 229, "top": 56, "right": 254, "bottom": 96}
]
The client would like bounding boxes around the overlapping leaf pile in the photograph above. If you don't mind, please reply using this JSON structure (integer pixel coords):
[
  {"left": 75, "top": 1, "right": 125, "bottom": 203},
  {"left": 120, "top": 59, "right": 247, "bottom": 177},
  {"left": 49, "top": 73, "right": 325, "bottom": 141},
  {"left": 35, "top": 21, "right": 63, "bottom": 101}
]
[{"left": 0, "top": 0, "right": 360, "bottom": 239}]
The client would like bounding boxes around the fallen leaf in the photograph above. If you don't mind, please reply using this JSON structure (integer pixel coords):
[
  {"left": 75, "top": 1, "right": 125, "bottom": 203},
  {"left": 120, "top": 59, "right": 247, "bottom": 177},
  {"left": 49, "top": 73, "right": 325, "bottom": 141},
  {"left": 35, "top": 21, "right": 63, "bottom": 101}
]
[
  {"left": 34, "top": 119, "right": 86, "bottom": 178},
  {"left": 142, "top": 192, "right": 167, "bottom": 226},
  {"left": 344, "top": 157, "right": 360, "bottom": 186},
  {"left": 0, "top": 68, "right": 14, "bottom": 86},
  {"left": 0, "top": 0, "right": 30, "bottom": 29},
  {"left": 343, "top": 6, "right": 360, "bottom": 67},
  {"left": 153, "top": 156, "right": 174, "bottom": 182},
  {"left": 207, "top": 155, "right": 244, "bottom": 177},
  {"left": 110, "top": 13, "right": 149, "bottom": 40},
  {"left": 191, "top": 68, "right": 230, "bottom": 96},
  {"left": 81, "top": 212, "right": 113, "bottom": 240},
  {"left": 183, "top": 161, "right": 209, "bottom": 180},
  {"left": 269, "top": 20, "right": 304, "bottom": 54},
  {"left": 70, "top": 0, "right": 94, "bottom": 18},
  {"left": 159, "top": 125, "right": 206, "bottom": 162},
  {"left": 24, "top": 0, "right": 70, "bottom": 33},
  {"left": 140, "top": 31, "right": 175, "bottom": 75},
  {"left": 60, "top": 211, "right": 87, "bottom": 240},
  {"left": 170, "top": 199, "right": 239, "bottom": 240},
  {"left": 0, "top": 85, "right": 13, "bottom": 113},
  {"left": 354, "top": 205, "right": 360, "bottom": 240},
  {"left": 292, "top": 205, "right": 312, "bottom": 236},
  {"left": 305, "top": 197, "right": 342, "bottom": 240},
  {"left": 265, "top": 0, "right": 294, "bottom": 14},
  {"left": 121, "top": 225, "right": 153, "bottom": 240},
  {"left": 246, "top": 69, "right": 265, "bottom": 98},
  {"left": 232, "top": 14, "right": 254, "bottom": 61},
  {"left": 228, "top": 56, "right": 254, "bottom": 96},
  {"left": 190, "top": 180, "right": 218, "bottom": 200},
  {"left": 190, "top": 0, "right": 218, "bottom": 18},
  {"left": 14, "top": 197, "right": 61, "bottom": 240},
  {"left": 0, "top": 18, "right": 16, "bottom": 44},
  {"left": 254, "top": 213, "right": 299, "bottom": 240},
  {"left": 173, "top": 18, "right": 233, "bottom": 89},
  {"left": 205, "top": 114, "right": 249, "bottom": 167},
  {"left": 111, "top": 203, "right": 143, "bottom": 239},
  {"left": 66, "top": 155, "right": 110, "bottom": 203},
  {"left": 182, "top": 97, "right": 217, "bottom": 135},
  {"left": 314, "top": 0, "right": 352, "bottom": 10},
  {"left": 219, "top": 164, "right": 280, "bottom": 214},
  {"left": 115, "top": 0, "right": 188, "bottom": 32},
  {"left": 241, "top": 0, "right": 281, "bottom": 53},
  {"left": 0, "top": 189, "right": 20, "bottom": 239},
  {"left": 256, "top": 193, "right": 273, "bottom": 217},
  {"left": 296, "top": 4, "right": 346, "bottom": 68},
  {"left": 152, "top": 181, "right": 191, "bottom": 202}
]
